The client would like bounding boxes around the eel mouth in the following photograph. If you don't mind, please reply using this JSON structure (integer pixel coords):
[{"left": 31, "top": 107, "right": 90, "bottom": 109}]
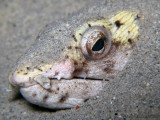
[
  {"left": 9, "top": 71, "right": 108, "bottom": 89},
  {"left": 49, "top": 76, "right": 108, "bottom": 81},
  {"left": 8, "top": 67, "right": 108, "bottom": 109}
]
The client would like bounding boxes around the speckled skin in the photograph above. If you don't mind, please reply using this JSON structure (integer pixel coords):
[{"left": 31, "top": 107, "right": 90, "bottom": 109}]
[
  {"left": 9, "top": 10, "right": 139, "bottom": 109},
  {"left": 0, "top": 0, "right": 159, "bottom": 119}
]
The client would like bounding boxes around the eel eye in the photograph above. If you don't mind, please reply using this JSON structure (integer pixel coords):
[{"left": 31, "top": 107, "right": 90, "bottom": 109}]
[{"left": 81, "top": 26, "right": 112, "bottom": 59}]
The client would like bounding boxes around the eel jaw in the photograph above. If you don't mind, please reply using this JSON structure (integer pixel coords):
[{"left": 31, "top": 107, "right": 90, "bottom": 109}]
[
  {"left": 19, "top": 79, "right": 105, "bottom": 109},
  {"left": 8, "top": 59, "right": 106, "bottom": 109},
  {"left": 8, "top": 58, "right": 106, "bottom": 109},
  {"left": 9, "top": 72, "right": 36, "bottom": 88},
  {"left": 8, "top": 59, "right": 76, "bottom": 88},
  {"left": 9, "top": 70, "right": 105, "bottom": 109}
]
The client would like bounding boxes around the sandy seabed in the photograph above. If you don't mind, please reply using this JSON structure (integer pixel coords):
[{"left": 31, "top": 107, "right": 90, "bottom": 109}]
[{"left": 0, "top": 0, "right": 159, "bottom": 119}]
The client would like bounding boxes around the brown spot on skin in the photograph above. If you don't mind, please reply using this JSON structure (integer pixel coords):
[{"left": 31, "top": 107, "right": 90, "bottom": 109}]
[
  {"left": 75, "top": 46, "right": 80, "bottom": 49},
  {"left": 128, "top": 38, "right": 133, "bottom": 44},
  {"left": 23, "top": 73, "right": 28, "bottom": 75},
  {"left": 135, "top": 15, "right": 141, "bottom": 20},
  {"left": 114, "top": 41, "right": 121, "bottom": 47},
  {"left": 43, "top": 94, "right": 49, "bottom": 101},
  {"left": 35, "top": 66, "right": 43, "bottom": 72},
  {"left": 74, "top": 61, "right": 78, "bottom": 66},
  {"left": 72, "top": 35, "right": 77, "bottom": 42},
  {"left": 56, "top": 87, "right": 59, "bottom": 91},
  {"left": 32, "top": 93, "right": 37, "bottom": 97},
  {"left": 115, "top": 20, "right": 123, "bottom": 28},
  {"left": 126, "top": 53, "right": 128, "bottom": 56},
  {"left": 84, "top": 98, "right": 89, "bottom": 102},
  {"left": 67, "top": 46, "right": 72, "bottom": 49},
  {"left": 79, "top": 33, "right": 82, "bottom": 36},
  {"left": 38, "top": 68, "right": 43, "bottom": 71},
  {"left": 103, "top": 60, "right": 115, "bottom": 68},
  {"left": 65, "top": 55, "right": 69, "bottom": 59},
  {"left": 103, "top": 68, "right": 112, "bottom": 73},
  {"left": 82, "top": 62, "right": 87, "bottom": 66},
  {"left": 128, "top": 38, "right": 136, "bottom": 48},
  {"left": 55, "top": 71, "right": 59, "bottom": 76},
  {"left": 46, "top": 89, "right": 53, "bottom": 93},
  {"left": 59, "top": 93, "right": 69, "bottom": 103},
  {"left": 88, "top": 24, "right": 91, "bottom": 27},
  {"left": 26, "top": 67, "right": 31, "bottom": 70}
]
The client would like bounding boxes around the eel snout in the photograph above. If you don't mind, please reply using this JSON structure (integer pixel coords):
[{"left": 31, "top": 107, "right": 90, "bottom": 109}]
[{"left": 9, "top": 71, "right": 37, "bottom": 88}]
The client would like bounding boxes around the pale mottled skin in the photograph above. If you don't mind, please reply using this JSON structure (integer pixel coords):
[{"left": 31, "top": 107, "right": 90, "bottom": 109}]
[{"left": 9, "top": 1, "right": 139, "bottom": 109}]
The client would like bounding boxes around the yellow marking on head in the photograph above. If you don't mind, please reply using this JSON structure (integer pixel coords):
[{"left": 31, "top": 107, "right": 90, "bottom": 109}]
[
  {"left": 63, "top": 19, "right": 112, "bottom": 64},
  {"left": 109, "top": 11, "right": 139, "bottom": 47},
  {"left": 63, "top": 11, "right": 139, "bottom": 62},
  {"left": 15, "top": 64, "right": 52, "bottom": 78}
]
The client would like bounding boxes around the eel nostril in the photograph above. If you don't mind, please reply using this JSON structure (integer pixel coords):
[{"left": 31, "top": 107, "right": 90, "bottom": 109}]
[
  {"left": 9, "top": 72, "right": 19, "bottom": 87},
  {"left": 8, "top": 72, "right": 31, "bottom": 87},
  {"left": 9, "top": 72, "right": 14, "bottom": 84}
]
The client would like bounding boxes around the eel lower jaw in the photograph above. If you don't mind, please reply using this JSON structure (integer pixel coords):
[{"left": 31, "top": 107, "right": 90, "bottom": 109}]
[
  {"left": 9, "top": 72, "right": 106, "bottom": 109},
  {"left": 19, "top": 78, "right": 106, "bottom": 109}
]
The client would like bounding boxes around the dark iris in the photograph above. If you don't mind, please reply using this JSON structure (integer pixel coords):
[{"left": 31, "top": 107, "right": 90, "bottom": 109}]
[{"left": 92, "top": 38, "right": 104, "bottom": 51}]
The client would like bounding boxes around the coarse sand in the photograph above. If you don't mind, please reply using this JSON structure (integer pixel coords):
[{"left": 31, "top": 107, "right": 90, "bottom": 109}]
[{"left": 0, "top": 0, "right": 159, "bottom": 119}]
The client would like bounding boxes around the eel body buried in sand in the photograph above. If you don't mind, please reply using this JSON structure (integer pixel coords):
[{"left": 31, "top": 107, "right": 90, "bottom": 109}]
[{"left": 9, "top": 8, "right": 139, "bottom": 109}]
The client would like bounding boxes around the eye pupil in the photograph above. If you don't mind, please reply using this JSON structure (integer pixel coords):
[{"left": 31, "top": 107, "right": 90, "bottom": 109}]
[
  {"left": 92, "top": 38, "right": 104, "bottom": 51},
  {"left": 81, "top": 26, "right": 111, "bottom": 59}
]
